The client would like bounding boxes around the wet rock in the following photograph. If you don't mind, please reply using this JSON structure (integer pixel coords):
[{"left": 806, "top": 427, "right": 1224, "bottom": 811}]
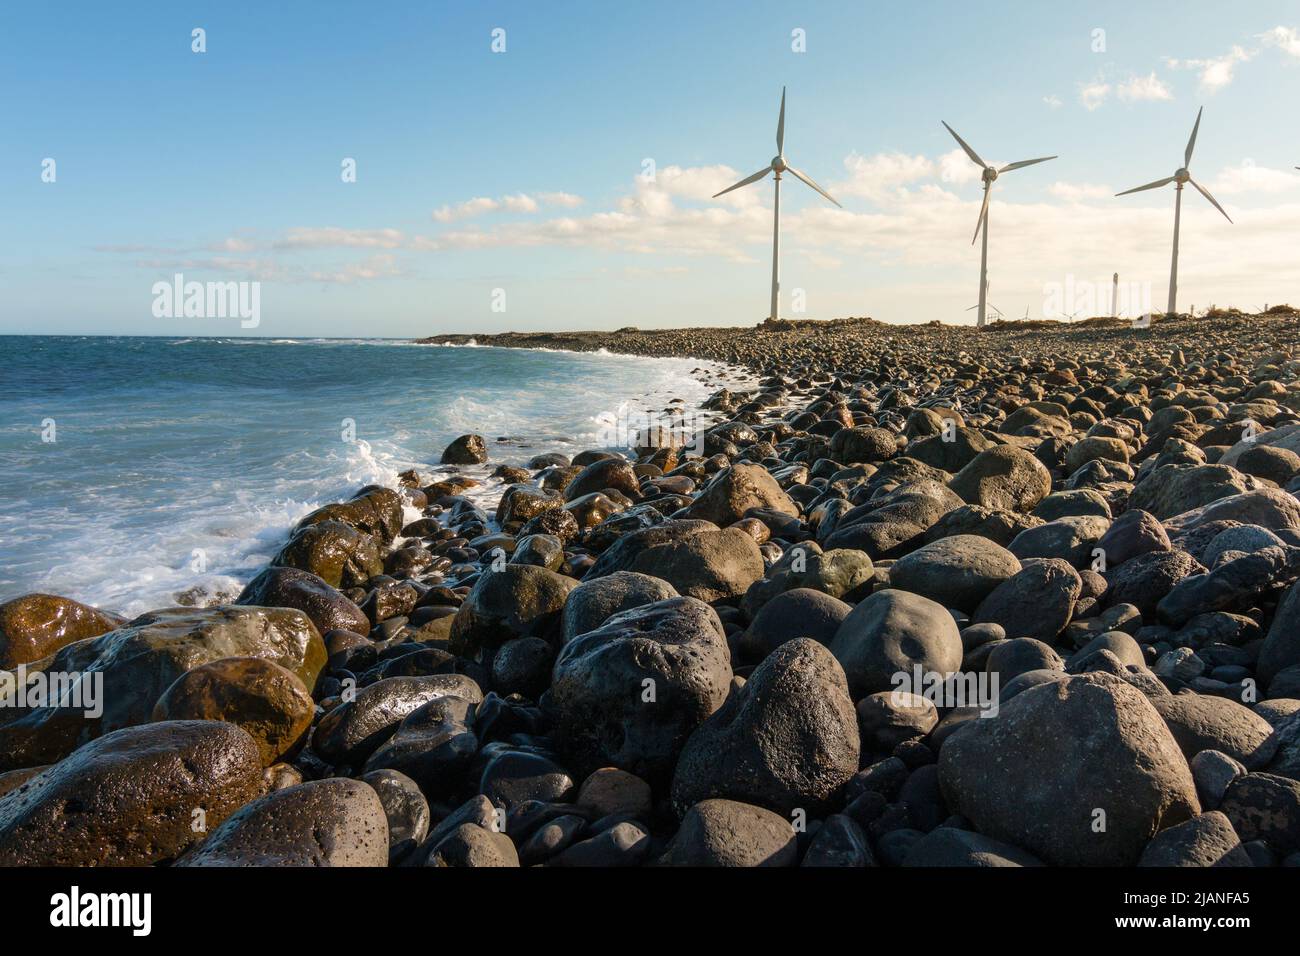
[
  {"left": 564, "top": 457, "right": 640, "bottom": 502},
  {"left": 491, "top": 637, "right": 553, "bottom": 699},
  {"left": 152, "top": 656, "right": 314, "bottom": 766},
  {"left": 0, "top": 720, "right": 263, "bottom": 865},
  {"left": 589, "top": 523, "right": 765, "bottom": 603},
  {"left": 0, "top": 593, "right": 124, "bottom": 669},
  {"left": 312, "top": 674, "right": 482, "bottom": 767},
  {"left": 480, "top": 749, "right": 575, "bottom": 810},
  {"left": 449, "top": 564, "right": 578, "bottom": 660},
  {"left": 361, "top": 768, "right": 430, "bottom": 863},
  {"left": 801, "top": 814, "right": 873, "bottom": 867},
  {"left": 441, "top": 434, "right": 488, "bottom": 465},
  {"left": 271, "top": 520, "right": 383, "bottom": 589},
  {"left": 0, "top": 605, "right": 325, "bottom": 771},
  {"left": 362, "top": 694, "right": 480, "bottom": 797},
  {"left": 180, "top": 777, "right": 389, "bottom": 866}
]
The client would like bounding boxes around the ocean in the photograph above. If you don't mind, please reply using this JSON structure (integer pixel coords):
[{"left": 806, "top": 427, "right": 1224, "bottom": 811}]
[{"left": 0, "top": 336, "right": 737, "bottom": 617}]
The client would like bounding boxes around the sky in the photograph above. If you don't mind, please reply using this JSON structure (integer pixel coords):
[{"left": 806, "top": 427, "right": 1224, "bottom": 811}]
[{"left": 2, "top": 1, "right": 1299, "bottom": 337}]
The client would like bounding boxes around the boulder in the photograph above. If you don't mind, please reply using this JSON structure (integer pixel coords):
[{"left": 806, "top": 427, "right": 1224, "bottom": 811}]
[
  {"left": 829, "top": 589, "right": 962, "bottom": 698},
  {"left": 686, "top": 463, "right": 798, "bottom": 526},
  {"left": 740, "top": 546, "right": 873, "bottom": 618},
  {"left": 903, "top": 827, "right": 1044, "bottom": 867},
  {"left": 152, "top": 656, "right": 314, "bottom": 766},
  {"left": 560, "top": 571, "right": 678, "bottom": 643},
  {"left": 740, "top": 588, "right": 852, "bottom": 659},
  {"left": 449, "top": 564, "right": 578, "bottom": 659},
  {"left": 441, "top": 434, "right": 487, "bottom": 465},
  {"left": 235, "top": 566, "right": 370, "bottom": 637},
  {"left": 0, "top": 605, "right": 325, "bottom": 771},
  {"left": 658, "top": 799, "right": 797, "bottom": 867},
  {"left": 0, "top": 593, "right": 124, "bottom": 669},
  {"left": 1137, "top": 811, "right": 1252, "bottom": 867},
  {"left": 588, "top": 523, "right": 765, "bottom": 603},
  {"left": 948, "top": 445, "right": 1052, "bottom": 513},
  {"left": 973, "top": 559, "right": 1081, "bottom": 642},
  {"left": 270, "top": 520, "right": 383, "bottom": 589},
  {"left": 312, "top": 673, "right": 482, "bottom": 768},
  {"left": 888, "top": 535, "right": 1020, "bottom": 612},
  {"left": 671, "top": 638, "right": 859, "bottom": 815},
  {"left": 0, "top": 720, "right": 263, "bottom": 865},
  {"left": 550, "top": 597, "right": 732, "bottom": 789},
  {"left": 1150, "top": 694, "right": 1278, "bottom": 769},
  {"left": 938, "top": 673, "right": 1200, "bottom": 865},
  {"left": 180, "top": 778, "right": 389, "bottom": 866}
]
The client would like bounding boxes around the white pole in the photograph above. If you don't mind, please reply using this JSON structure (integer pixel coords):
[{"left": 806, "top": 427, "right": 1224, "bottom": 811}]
[
  {"left": 977, "top": 183, "right": 989, "bottom": 328},
  {"left": 1112, "top": 272, "right": 1119, "bottom": 318},
  {"left": 1168, "top": 183, "right": 1182, "bottom": 316},
  {"left": 770, "top": 172, "right": 781, "bottom": 322}
]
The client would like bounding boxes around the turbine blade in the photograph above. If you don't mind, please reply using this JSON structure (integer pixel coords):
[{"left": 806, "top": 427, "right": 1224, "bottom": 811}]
[
  {"left": 784, "top": 164, "right": 842, "bottom": 207},
  {"left": 971, "top": 186, "right": 991, "bottom": 245},
  {"left": 712, "top": 166, "right": 772, "bottom": 198},
  {"left": 1189, "top": 177, "right": 1233, "bottom": 223},
  {"left": 999, "top": 156, "right": 1057, "bottom": 173},
  {"left": 776, "top": 87, "right": 786, "bottom": 153},
  {"left": 1115, "top": 176, "right": 1175, "bottom": 197},
  {"left": 941, "top": 121, "right": 985, "bottom": 168},
  {"left": 1185, "top": 107, "right": 1203, "bottom": 167}
]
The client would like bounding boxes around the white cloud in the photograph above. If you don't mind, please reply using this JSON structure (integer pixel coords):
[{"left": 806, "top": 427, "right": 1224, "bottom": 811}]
[
  {"left": 1048, "top": 182, "right": 1112, "bottom": 201},
  {"left": 431, "top": 191, "right": 585, "bottom": 222},
  {"left": 1260, "top": 25, "right": 1300, "bottom": 56},
  {"left": 1042, "top": 95, "right": 1063, "bottom": 109},
  {"left": 837, "top": 151, "right": 935, "bottom": 200},
  {"left": 1166, "top": 45, "right": 1256, "bottom": 93},
  {"left": 938, "top": 149, "right": 982, "bottom": 184},
  {"left": 1117, "top": 72, "right": 1173, "bottom": 102},
  {"left": 1079, "top": 79, "right": 1111, "bottom": 111},
  {"left": 1211, "top": 160, "right": 1300, "bottom": 196},
  {"left": 274, "top": 227, "right": 405, "bottom": 250}
]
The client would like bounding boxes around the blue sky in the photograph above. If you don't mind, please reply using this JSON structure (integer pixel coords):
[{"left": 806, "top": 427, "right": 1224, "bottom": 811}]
[{"left": 2, "top": 1, "right": 1299, "bottom": 336}]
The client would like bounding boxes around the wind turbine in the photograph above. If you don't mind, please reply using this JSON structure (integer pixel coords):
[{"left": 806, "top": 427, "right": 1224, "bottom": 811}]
[
  {"left": 713, "top": 87, "right": 841, "bottom": 322},
  {"left": 1115, "top": 107, "right": 1231, "bottom": 317},
  {"left": 942, "top": 121, "right": 1056, "bottom": 329}
]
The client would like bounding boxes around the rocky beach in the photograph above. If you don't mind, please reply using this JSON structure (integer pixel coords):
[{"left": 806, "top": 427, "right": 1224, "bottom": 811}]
[{"left": 5, "top": 309, "right": 1300, "bottom": 868}]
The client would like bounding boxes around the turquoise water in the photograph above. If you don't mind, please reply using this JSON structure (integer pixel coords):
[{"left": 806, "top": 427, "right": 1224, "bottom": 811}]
[{"left": 0, "top": 336, "right": 731, "bottom": 615}]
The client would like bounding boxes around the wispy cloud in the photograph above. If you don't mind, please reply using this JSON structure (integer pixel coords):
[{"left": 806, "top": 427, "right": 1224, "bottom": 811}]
[
  {"left": 1078, "top": 78, "right": 1111, "bottom": 111},
  {"left": 1042, "top": 94, "right": 1063, "bottom": 109},
  {"left": 1117, "top": 72, "right": 1173, "bottom": 102},
  {"left": 431, "top": 191, "right": 584, "bottom": 223},
  {"left": 1259, "top": 25, "right": 1300, "bottom": 57},
  {"left": 1166, "top": 45, "right": 1256, "bottom": 93}
]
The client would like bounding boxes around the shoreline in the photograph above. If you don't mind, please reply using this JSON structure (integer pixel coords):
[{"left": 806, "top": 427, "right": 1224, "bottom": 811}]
[{"left": 4, "top": 310, "right": 1300, "bottom": 868}]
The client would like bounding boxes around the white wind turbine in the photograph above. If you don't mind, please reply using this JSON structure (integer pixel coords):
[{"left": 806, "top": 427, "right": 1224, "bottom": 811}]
[
  {"left": 1116, "top": 107, "right": 1232, "bottom": 317},
  {"left": 943, "top": 121, "right": 1056, "bottom": 329},
  {"left": 713, "top": 87, "right": 841, "bottom": 322}
]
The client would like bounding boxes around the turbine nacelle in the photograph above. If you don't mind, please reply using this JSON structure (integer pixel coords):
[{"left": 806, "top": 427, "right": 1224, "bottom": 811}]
[
  {"left": 1174, "top": 167, "right": 1191, "bottom": 184},
  {"left": 982, "top": 166, "right": 998, "bottom": 184},
  {"left": 771, "top": 155, "right": 787, "bottom": 173}
]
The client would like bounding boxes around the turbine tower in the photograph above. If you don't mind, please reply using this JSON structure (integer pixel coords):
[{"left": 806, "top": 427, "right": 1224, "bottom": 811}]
[
  {"left": 1115, "top": 107, "right": 1232, "bottom": 317},
  {"left": 942, "top": 122, "right": 1055, "bottom": 329},
  {"left": 713, "top": 87, "right": 841, "bottom": 322}
]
